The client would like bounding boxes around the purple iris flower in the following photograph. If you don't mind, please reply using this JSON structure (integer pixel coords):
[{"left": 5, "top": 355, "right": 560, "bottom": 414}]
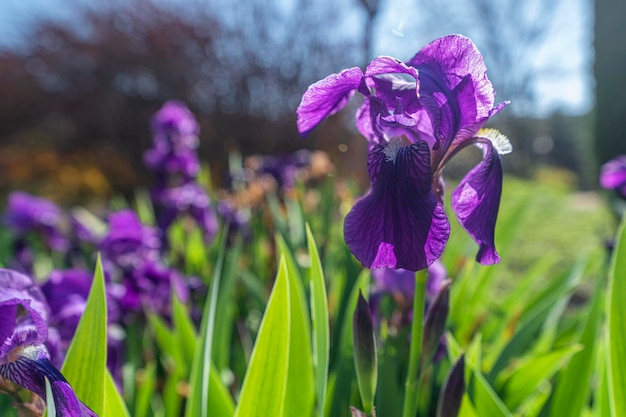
[
  {"left": 120, "top": 260, "right": 189, "bottom": 316},
  {"left": 3, "top": 191, "right": 68, "bottom": 252},
  {"left": 297, "top": 35, "right": 511, "bottom": 271},
  {"left": 151, "top": 100, "right": 200, "bottom": 150},
  {"left": 99, "top": 209, "right": 161, "bottom": 269},
  {"left": 144, "top": 101, "right": 201, "bottom": 182},
  {"left": 0, "top": 269, "right": 96, "bottom": 416},
  {"left": 153, "top": 182, "right": 218, "bottom": 245},
  {"left": 600, "top": 155, "right": 626, "bottom": 198}
]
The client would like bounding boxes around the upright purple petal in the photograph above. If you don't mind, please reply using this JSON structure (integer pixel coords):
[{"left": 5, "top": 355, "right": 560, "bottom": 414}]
[
  {"left": 297, "top": 67, "right": 364, "bottom": 136},
  {"left": 451, "top": 139, "right": 504, "bottom": 265},
  {"left": 408, "top": 35, "right": 498, "bottom": 153},
  {"left": 344, "top": 140, "right": 450, "bottom": 270}
]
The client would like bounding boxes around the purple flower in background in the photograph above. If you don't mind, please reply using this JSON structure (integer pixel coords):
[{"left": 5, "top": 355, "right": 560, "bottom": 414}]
[
  {"left": 144, "top": 101, "right": 201, "bottom": 182},
  {"left": 144, "top": 144, "right": 201, "bottom": 181},
  {"left": 120, "top": 260, "right": 189, "bottom": 316},
  {"left": 99, "top": 209, "right": 161, "bottom": 269},
  {"left": 371, "top": 259, "right": 446, "bottom": 308},
  {"left": 297, "top": 35, "right": 511, "bottom": 271},
  {"left": 0, "top": 269, "right": 96, "bottom": 416},
  {"left": 151, "top": 100, "right": 200, "bottom": 149},
  {"left": 40, "top": 268, "right": 125, "bottom": 384},
  {"left": 600, "top": 155, "right": 626, "bottom": 198},
  {"left": 3, "top": 191, "right": 68, "bottom": 252},
  {"left": 154, "top": 182, "right": 218, "bottom": 244}
]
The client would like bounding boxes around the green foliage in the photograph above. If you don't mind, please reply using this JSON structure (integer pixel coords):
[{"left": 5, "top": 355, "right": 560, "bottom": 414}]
[
  {"left": 60, "top": 257, "right": 109, "bottom": 416},
  {"left": 607, "top": 218, "right": 626, "bottom": 416},
  {"left": 1, "top": 171, "right": 621, "bottom": 417}
]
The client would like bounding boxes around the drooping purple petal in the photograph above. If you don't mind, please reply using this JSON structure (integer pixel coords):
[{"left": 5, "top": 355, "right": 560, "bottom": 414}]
[
  {"left": 344, "top": 140, "right": 450, "bottom": 270},
  {"left": 408, "top": 35, "right": 499, "bottom": 154},
  {"left": 297, "top": 67, "right": 364, "bottom": 137},
  {"left": 0, "top": 349, "right": 97, "bottom": 416},
  {"left": 451, "top": 139, "right": 503, "bottom": 265},
  {"left": 600, "top": 155, "right": 626, "bottom": 197}
]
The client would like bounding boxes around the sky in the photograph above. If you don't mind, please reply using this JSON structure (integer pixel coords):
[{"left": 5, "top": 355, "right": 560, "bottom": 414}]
[{"left": 0, "top": 0, "right": 595, "bottom": 117}]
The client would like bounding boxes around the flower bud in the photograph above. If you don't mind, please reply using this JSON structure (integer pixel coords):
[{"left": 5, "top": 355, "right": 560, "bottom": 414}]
[
  {"left": 437, "top": 354, "right": 465, "bottom": 417},
  {"left": 421, "top": 280, "right": 451, "bottom": 370},
  {"left": 353, "top": 291, "right": 378, "bottom": 413}
]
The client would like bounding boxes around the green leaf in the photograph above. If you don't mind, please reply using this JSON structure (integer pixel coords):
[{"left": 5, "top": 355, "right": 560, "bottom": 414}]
[
  {"left": 607, "top": 218, "right": 626, "bottom": 417},
  {"left": 276, "top": 233, "right": 315, "bottom": 417},
  {"left": 171, "top": 292, "right": 198, "bottom": 368},
  {"left": 45, "top": 377, "right": 56, "bottom": 417},
  {"left": 549, "top": 267, "right": 604, "bottom": 417},
  {"left": 487, "top": 261, "right": 584, "bottom": 383},
  {"left": 61, "top": 256, "right": 107, "bottom": 415},
  {"left": 499, "top": 345, "right": 582, "bottom": 411},
  {"left": 327, "top": 269, "right": 369, "bottom": 417},
  {"left": 185, "top": 226, "right": 234, "bottom": 417},
  {"left": 134, "top": 362, "right": 157, "bottom": 417},
  {"left": 104, "top": 370, "right": 131, "bottom": 417},
  {"left": 234, "top": 257, "right": 291, "bottom": 417},
  {"left": 467, "top": 369, "right": 513, "bottom": 417},
  {"left": 306, "top": 223, "right": 330, "bottom": 417}
]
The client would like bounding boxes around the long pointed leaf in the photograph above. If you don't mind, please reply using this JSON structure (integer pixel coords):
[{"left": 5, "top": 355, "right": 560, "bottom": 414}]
[
  {"left": 234, "top": 257, "right": 291, "bottom": 417},
  {"left": 276, "top": 234, "right": 315, "bottom": 417},
  {"left": 306, "top": 223, "right": 329, "bottom": 417},
  {"left": 61, "top": 256, "right": 107, "bottom": 415},
  {"left": 607, "top": 218, "right": 626, "bottom": 417},
  {"left": 185, "top": 226, "right": 233, "bottom": 417}
]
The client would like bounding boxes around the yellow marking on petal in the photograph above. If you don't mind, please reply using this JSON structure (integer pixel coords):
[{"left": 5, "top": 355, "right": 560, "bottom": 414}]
[
  {"left": 384, "top": 136, "right": 412, "bottom": 162},
  {"left": 479, "top": 128, "right": 512, "bottom": 155}
]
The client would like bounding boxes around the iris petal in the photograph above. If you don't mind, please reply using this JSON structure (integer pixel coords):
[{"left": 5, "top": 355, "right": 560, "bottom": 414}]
[
  {"left": 451, "top": 140, "right": 503, "bottom": 265},
  {"left": 0, "top": 352, "right": 97, "bottom": 416},
  {"left": 344, "top": 141, "right": 450, "bottom": 270},
  {"left": 408, "top": 35, "right": 501, "bottom": 155},
  {"left": 297, "top": 67, "right": 364, "bottom": 136}
]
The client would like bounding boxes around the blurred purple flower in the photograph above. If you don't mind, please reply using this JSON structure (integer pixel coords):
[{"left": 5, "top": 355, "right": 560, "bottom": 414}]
[
  {"left": 144, "top": 144, "right": 201, "bottom": 182},
  {"left": 298, "top": 35, "right": 510, "bottom": 271},
  {"left": 120, "top": 260, "right": 189, "bottom": 316},
  {"left": 153, "top": 182, "right": 218, "bottom": 244},
  {"left": 0, "top": 268, "right": 96, "bottom": 416},
  {"left": 99, "top": 209, "right": 161, "bottom": 269},
  {"left": 151, "top": 100, "right": 200, "bottom": 149},
  {"left": 600, "top": 155, "right": 626, "bottom": 198},
  {"left": 3, "top": 191, "right": 68, "bottom": 252},
  {"left": 371, "top": 259, "right": 446, "bottom": 308},
  {"left": 144, "top": 101, "right": 201, "bottom": 182}
]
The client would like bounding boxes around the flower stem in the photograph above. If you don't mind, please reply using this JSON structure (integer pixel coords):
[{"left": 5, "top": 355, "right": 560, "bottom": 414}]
[{"left": 402, "top": 269, "right": 428, "bottom": 417}]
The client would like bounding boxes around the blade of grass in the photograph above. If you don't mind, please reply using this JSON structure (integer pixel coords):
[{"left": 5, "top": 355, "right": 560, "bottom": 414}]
[
  {"left": 276, "top": 233, "right": 315, "bottom": 417},
  {"left": 61, "top": 255, "right": 107, "bottom": 415},
  {"left": 606, "top": 218, "right": 626, "bottom": 417},
  {"left": 185, "top": 226, "right": 232, "bottom": 417},
  {"left": 306, "top": 223, "right": 330, "bottom": 417},
  {"left": 234, "top": 257, "right": 291, "bottom": 417}
]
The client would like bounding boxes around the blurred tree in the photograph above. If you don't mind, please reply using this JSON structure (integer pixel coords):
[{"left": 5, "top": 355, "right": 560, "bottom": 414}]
[
  {"left": 405, "top": 0, "right": 565, "bottom": 116},
  {"left": 595, "top": 0, "right": 626, "bottom": 167},
  {"left": 0, "top": 0, "right": 363, "bottom": 198}
]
